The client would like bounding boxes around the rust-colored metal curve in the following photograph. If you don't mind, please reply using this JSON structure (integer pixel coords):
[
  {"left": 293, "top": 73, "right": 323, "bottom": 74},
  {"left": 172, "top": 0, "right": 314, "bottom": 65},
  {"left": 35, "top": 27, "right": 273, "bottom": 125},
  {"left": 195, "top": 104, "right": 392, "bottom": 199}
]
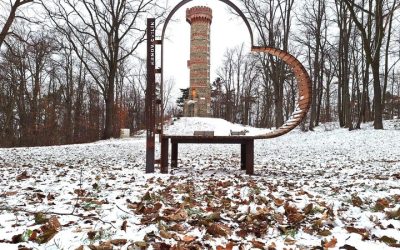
[
  {"left": 251, "top": 46, "right": 312, "bottom": 139},
  {"left": 158, "top": 0, "right": 311, "bottom": 140}
]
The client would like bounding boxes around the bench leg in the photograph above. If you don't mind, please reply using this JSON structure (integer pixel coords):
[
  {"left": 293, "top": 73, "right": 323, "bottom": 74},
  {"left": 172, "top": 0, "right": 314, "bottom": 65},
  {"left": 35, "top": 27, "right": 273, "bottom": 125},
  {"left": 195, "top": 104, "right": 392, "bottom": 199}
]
[
  {"left": 245, "top": 140, "right": 254, "bottom": 175},
  {"left": 241, "top": 143, "right": 246, "bottom": 170},
  {"left": 171, "top": 142, "right": 178, "bottom": 168},
  {"left": 160, "top": 137, "right": 169, "bottom": 174}
]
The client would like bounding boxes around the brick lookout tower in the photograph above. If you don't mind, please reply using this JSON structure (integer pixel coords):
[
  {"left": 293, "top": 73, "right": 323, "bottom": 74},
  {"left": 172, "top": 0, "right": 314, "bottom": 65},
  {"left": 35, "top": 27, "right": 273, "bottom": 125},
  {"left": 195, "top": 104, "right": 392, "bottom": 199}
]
[{"left": 184, "top": 6, "right": 213, "bottom": 117}]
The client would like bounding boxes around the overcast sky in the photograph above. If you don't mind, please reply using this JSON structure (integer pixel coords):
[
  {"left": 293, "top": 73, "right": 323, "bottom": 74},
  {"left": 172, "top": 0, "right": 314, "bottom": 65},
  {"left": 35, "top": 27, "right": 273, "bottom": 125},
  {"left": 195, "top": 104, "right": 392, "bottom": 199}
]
[{"left": 157, "top": 0, "right": 251, "bottom": 101}]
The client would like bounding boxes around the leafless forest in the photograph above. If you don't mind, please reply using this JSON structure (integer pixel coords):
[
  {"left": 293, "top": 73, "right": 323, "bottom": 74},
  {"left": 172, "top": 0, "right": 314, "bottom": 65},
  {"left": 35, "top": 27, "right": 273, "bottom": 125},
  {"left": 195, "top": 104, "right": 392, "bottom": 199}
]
[{"left": 1, "top": 0, "right": 400, "bottom": 147}]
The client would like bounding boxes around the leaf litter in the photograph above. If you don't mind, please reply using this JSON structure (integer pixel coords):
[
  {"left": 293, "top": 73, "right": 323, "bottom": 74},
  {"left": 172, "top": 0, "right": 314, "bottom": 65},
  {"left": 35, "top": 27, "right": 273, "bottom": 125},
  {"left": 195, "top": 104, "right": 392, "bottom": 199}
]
[{"left": 0, "top": 118, "right": 399, "bottom": 249}]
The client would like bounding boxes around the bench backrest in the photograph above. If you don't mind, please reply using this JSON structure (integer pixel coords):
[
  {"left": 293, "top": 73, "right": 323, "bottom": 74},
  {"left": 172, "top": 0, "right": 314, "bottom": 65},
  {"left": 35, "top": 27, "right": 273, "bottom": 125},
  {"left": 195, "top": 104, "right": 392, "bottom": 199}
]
[
  {"left": 193, "top": 131, "right": 214, "bottom": 137},
  {"left": 230, "top": 130, "right": 247, "bottom": 136}
]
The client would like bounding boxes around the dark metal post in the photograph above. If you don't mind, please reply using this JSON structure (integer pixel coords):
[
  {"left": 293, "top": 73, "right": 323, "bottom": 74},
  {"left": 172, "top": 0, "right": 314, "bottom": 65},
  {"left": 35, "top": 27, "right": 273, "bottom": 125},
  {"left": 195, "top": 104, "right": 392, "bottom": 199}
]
[
  {"left": 171, "top": 141, "right": 178, "bottom": 168},
  {"left": 245, "top": 139, "right": 254, "bottom": 175},
  {"left": 241, "top": 143, "right": 246, "bottom": 170},
  {"left": 161, "top": 137, "right": 169, "bottom": 174},
  {"left": 145, "top": 18, "right": 156, "bottom": 173}
]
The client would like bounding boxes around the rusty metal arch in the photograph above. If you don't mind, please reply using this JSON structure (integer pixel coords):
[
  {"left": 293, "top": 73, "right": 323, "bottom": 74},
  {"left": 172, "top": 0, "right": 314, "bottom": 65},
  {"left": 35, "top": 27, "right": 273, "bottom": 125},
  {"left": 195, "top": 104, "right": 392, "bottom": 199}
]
[
  {"left": 159, "top": 0, "right": 312, "bottom": 140},
  {"left": 251, "top": 46, "right": 312, "bottom": 139}
]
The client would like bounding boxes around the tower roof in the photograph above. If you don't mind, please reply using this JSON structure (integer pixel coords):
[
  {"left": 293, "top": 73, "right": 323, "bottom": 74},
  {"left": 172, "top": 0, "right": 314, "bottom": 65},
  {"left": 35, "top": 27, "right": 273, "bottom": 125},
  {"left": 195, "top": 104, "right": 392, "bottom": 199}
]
[{"left": 186, "top": 6, "right": 213, "bottom": 24}]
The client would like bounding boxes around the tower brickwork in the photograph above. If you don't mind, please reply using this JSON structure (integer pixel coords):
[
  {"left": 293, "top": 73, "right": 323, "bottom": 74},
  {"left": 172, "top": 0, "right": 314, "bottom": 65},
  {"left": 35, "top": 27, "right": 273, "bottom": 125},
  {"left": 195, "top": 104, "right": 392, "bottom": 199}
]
[{"left": 184, "top": 6, "right": 212, "bottom": 117}]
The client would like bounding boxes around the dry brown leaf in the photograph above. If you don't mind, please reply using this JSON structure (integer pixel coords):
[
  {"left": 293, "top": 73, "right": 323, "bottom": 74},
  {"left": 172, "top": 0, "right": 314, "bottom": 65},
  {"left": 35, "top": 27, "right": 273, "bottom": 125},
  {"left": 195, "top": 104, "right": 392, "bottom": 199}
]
[
  {"left": 48, "top": 216, "right": 61, "bottom": 231},
  {"left": 324, "top": 237, "right": 337, "bottom": 248},
  {"left": 375, "top": 198, "right": 390, "bottom": 211},
  {"left": 284, "top": 203, "right": 299, "bottom": 214},
  {"left": 207, "top": 223, "right": 232, "bottom": 237},
  {"left": 170, "top": 223, "right": 186, "bottom": 232},
  {"left": 88, "top": 241, "right": 113, "bottom": 250},
  {"left": 318, "top": 229, "right": 332, "bottom": 236},
  {"left": 110, "top": 239, "right": 127, "bottom": 246},
  {"left": 121, "top": 220, "right": 127, "bottom": 232},
  {"left": 273, "top": 213, "right": 285, "bottom": 224},
  {"left": 0, "top": 191, "right": 18, "bottom": 197},
  {"left": 164, "top": 208, "right": 188, "bottom": 222},
  {"left": 351, "top": 195, "right": 363, "bottom": 207},
  {"left": 267, "top": 242, "right": 277, "bottom": 250},
  {"left": 74, "top": 189, "right": 86, "bottom": 197},
  {"left": 87, "top": 231, "right": 97, "bottom": 240},
  {"left": 216, "top": 242, "right": 234, "bottom": 250},
  {"left": 251, "top": 239, "right": 265, "bottom": 249},
  {"left": 386, "top": 208, "right": 400, "bottom": 220},
  {"left": 143, "top": 202, "right": 162, "bottom": 214},
  {"left": 159, "top": 230, "right": 172, "bottom": 239},
  {"left": 379, "top": 236, "right": 398, "bottom": 245},
  {"left": 274, "top": 198, "right": 285, "bottom": 207},
  {"left": 303, "top": 203, "right": 313, "bottom": 215},
  {"left": 284, "top": 236, "right": 296, "bottom": 245},
  {"left": 182, "top": 235, "right": 196, "bottom": 242},
  {"left": 345, "top": 227, "right": 369, "bottom": 240},
  {"left": 16, "top": 171, "right": 30, "bottom": 181},
  {"left": 287, "top": 213, "right": 305, "bottom": 224}
]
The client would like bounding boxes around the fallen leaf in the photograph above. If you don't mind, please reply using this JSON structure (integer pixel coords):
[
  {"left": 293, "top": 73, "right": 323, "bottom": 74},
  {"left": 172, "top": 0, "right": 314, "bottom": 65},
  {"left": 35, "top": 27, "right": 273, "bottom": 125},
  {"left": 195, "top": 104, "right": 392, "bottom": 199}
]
[
  {"left": 351, "top": 194, "right": 363, "bottom": 207},
  {"left": 121, "top": 220, "right": 127, "bottom": 231},
  {"left": 170, "top": 223, "right": 186, "bottom": 232},
  {"left": 87, "top": 231, "right": 97, "bottom": 240},
  {"left": 287, "top": 213, "right": 305, "bottom": 224},
  {"left": 379, "top": 235, "right": 397, "bottom": 245},
  {"left": 274, "top": 198, "right": 285, "bottom": 207},
  {"left": 0, "top": 191, "right": 18, "bottom": 197},
  {"left": 339, "top": 244, "right": 357, "bottom": 250},
  {"left": 324, "top": 237, "right": 337, "bottom": 248},
  {"left": 182, "top": 235, "right": 196, "bottom": 242},
  {"left": 34, "top": 212, "right": 48, "bottom": 224},
  {"left": 386, "top": 208, "right": 400, "bottom": 220},
  {"left": 207, "top": 223, "right": 232, "bottom": 237},
  {"left": 345, "top": 227, "right": 369, "bottom": 240},
  {"left": 16, "top": 171, "right": 30, "bottom": 181},
  {"left": 110, "top": 239, "right": 127, "bottom": 246},
  {"left": 48, "top": 216, "right": 61, "bottom": 231},
  {"left": 159, "top": 230, "right": 172, "bottom": 239},
  {"left": 268, "top": 242, "right": 277, "bottom": 250},
  {"left": 74, "top": 189, "right": 86, "bottom": 197},
  {"left": 164, "top": 208, "right": 188, "bottom": 222},
  {"left": 284, "top": 236, "right": 296, "bottom": 245},
  {"left": 217, "top": 241, "right": 234, "bottom": 250},
  {"left": 375, "top": 198, "right": 390, "bottom": 211},
  {"left": 134, "top": 241, "right": 148, "bottom": 248},
  {"left": 318, "top": 229, "right": 332, "bottom": 236},
  {"left": 251, "top": 239, "right": 265, "bottom": 249},
  {"left": 88, "top": 241, "right": 112, "bottom": 250},
  {"left": 303, "top": 203, "right": 313, "bottom": 215}
]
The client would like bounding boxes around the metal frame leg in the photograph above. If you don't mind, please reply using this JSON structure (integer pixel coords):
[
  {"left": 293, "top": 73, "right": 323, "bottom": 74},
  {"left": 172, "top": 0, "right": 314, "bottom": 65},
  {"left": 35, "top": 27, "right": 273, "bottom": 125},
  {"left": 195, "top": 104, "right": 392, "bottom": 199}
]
[
  {"left": 241, "top": 143, "right": 246, "bottom": 170},
  {"left": 171, "top": 141, "right": 178, "bottom": 168},
  {"left": 245, "top": 140, "right": 254, "bottom": 175},
  {"left": 160, "top": 137, "right": 169, "bottom": 174}
]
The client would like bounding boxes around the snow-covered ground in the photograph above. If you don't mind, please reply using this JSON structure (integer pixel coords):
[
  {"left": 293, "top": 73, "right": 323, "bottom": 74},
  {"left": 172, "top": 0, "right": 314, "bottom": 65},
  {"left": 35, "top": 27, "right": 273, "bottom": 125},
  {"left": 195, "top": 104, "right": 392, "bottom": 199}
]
[{"left": 0, "top": 118, "right": 399, "bottom": 250}]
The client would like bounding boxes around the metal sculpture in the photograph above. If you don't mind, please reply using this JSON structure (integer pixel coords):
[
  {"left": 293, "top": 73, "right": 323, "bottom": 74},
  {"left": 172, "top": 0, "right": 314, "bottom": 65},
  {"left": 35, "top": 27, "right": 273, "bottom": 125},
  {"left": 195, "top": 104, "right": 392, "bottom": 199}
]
[{"left": 145, "top": 0, "right": 312, "bottom": 174}]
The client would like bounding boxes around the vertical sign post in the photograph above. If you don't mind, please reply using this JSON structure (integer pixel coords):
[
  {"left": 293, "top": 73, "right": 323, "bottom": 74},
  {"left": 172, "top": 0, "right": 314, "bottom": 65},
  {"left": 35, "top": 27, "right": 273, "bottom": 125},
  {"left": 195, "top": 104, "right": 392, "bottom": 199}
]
[{"left": 145, "top": 18, "right": 156, "bottom": 173}]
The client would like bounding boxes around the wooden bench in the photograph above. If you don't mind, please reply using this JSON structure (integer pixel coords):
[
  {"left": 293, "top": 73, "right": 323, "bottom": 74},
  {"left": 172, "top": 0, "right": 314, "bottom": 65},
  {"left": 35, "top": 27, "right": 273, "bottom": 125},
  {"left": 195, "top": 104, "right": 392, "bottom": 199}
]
[
  {"left": 193, "top": 131, "right": 214, "bottom": 136},
  {"left": 161, "top": 135, "right": 255, "bottom": 175},
  {"left": 230, "top": 130, "right": 247, "bottom": 136}
]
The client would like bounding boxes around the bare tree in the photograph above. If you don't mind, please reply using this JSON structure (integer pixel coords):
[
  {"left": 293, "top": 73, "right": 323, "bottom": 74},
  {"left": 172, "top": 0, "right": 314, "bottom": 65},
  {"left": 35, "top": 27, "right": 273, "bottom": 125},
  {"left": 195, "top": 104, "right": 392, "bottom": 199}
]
[
  {"left": 41, "top": 0, "right": 164, "bottom": 139},
  {"left": 342, "top": 0, "right": 400, "bottom": 129},
  {"left": 0, "top": 0, "right": 33, "bottom": 48},
  {"left": 238, "top": 0, "right": 294, "bottom": 128}
]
